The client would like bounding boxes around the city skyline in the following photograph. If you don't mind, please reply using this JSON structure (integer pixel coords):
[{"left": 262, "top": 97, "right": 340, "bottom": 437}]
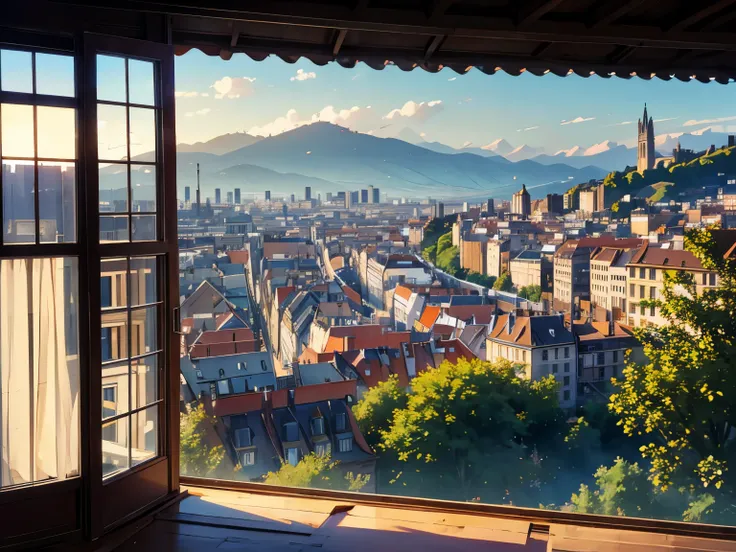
[{"left": 175, "top": 50, "right": 736, "bottom": 152}]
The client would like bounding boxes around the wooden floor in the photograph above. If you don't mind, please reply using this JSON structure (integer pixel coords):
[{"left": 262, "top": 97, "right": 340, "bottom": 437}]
[{"left": 107, "top": 486, "right": 736, "bottom": 552}]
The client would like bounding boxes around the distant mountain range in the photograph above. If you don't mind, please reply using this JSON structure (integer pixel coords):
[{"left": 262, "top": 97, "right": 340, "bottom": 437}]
[{"left": 163, "top": 123, "right": 607, "bottom": 200}]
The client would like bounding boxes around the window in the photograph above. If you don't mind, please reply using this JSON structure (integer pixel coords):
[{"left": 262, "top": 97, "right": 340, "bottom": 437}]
[
  {"left": 315, "top": 441, "right": 331, "bottom": 457},
  {"left": 639, "top": 267, "right": 645, "bottom": 279},
  {"left": 650, "top": 287, "right": 656, "bottom": 299},
  {"left": 335, "top": 412, "right": 346, "bottom": 432},
  {"left": 564, "top": 347, "right": 569, "bottom": 359},
  {"left": 597, "top": 352, "right": 605, "bottom": 366},
  {"left": 522, "top": 350, "right": 527, "bottom": 363},
  {"left": 283, "top": 421, "right": 299, "bottom": 442},
  {"left": 338, "top": 435, "right": 354, "bottom": 453},
  {"left": 563, "top": 376, "right": 570, "bottom": 386},
  {"left": 239, "top": 450, "right": 256, "bottom": 466},
  {"left": 630, "top": 283, "right": 635, "bottom": 296},
  {"left": 311, "top": 416, "right": 325, "bottom": 436},
  {"left": 613, "top": 350, "right": 619, "bottom": 363},
  {"left": 286, "top": 447, "right": 299, "bottom": 466},
  {"left": 564, "top": 362, "right": 570, "bottom": 373},
  {"left": 542, "top": 349, "right": 548, "bottom": 361},
  {"left": 629, "top": 267, "right": 635, "bottom": 277},
  {"left": 101, "top": 276, "right": 113, "bottom": 308},
  {"left": 554, "top": 348, "right": 559, "bottom": 360},
  {"left": 563, "top": 390, "right": 570, "bottom": 402},
  {"left": 552, "top": 364, "right": 558, "bottom": 374},
  {"left": 650, "top": 305, "right": 655, "bottom": 316},
  {"left": 709, "top": 273, "right": 717, "bottom": 286},
  {"left": 639, "top": 285, "right": 645, "bottom": 299},
  {"left": 234, "top": 428, "right": 252, "bottom": 448},
  {"left": 649, "top": 268, "right": 656, "bottom": 280}
]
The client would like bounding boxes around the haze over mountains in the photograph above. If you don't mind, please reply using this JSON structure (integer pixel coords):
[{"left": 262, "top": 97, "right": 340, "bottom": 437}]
[{"left": 154, "top": 122, "right": 735, "bottom": 201}]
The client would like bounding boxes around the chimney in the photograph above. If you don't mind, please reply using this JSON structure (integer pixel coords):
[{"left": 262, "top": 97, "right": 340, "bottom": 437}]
[{"left": 609, "top": 310, "right": 615, "bottom": 337}]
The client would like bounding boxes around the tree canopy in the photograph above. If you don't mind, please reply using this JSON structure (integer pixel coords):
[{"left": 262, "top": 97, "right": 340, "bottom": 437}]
[
  {"left": 264, "top": 452, "right": 371, "bottom": 492},
  {"left": 493, "top": 271, "right": 513, "bottom": 292},
  {"left": 518, "top": 284, "right": 542, "bottom": 302},
  {"left": 180, "top": 403, "right": 225, "bottom": 477}
]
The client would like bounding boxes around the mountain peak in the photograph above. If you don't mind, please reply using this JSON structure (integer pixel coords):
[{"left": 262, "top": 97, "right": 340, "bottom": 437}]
[
  {"left": 481, "top": 138, "right": 514, "bottom": 155},
  {"left": 583, "top": 140, "right": 619, "bottom": 156}
]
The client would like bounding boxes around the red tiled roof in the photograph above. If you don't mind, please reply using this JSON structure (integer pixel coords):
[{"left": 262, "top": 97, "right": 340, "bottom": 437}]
[
  {"left": 630, "top": 246, "right": 704, "bottom": 270},
  {"left": 190, "top": 340, "right": 259, "bottom": 359},
  {"left": 299, "top": 346, "right": 335, "bottom": 364},
  {"left": 276, "top": 286, "right": 296, "bottom": 307},
  {"left": 213, "top": 392, "right": 263, "bottom": 416},
  {"left": 417, "top": 305, "right": 441, "bottom": 329},
  {"left": 341, "top": 285, "right": 361, "bottom": 306},
  {"left": 432, "top": 324, "right": 456, "bottom": 338},
  {"left": 488, "top": 314, "right": 532, "bottom": 346},
  {"left": 394, "top": 285, "right": 413, "bottom": 301},
  {"left": 226, "top": 250, "right": 249, "bottom": 264},
  {"left": 322, "top": 325, "right": 411, "bottom": 353},
  {"left": 294, "top": 379, "right": 358, "bottom": 405},
  {"left": 263, "top": 242, "right": 316, "bottom": 259},
  {"left": 196, "top": 328, "right": 254, "bottom": 344},
  {"left": 446, "top": 305, "right": 494, "bottom": 325}
]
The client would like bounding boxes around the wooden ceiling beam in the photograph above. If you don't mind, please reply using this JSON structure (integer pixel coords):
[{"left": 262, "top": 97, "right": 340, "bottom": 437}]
[
  {"left": 424, "top": 34, "right": 445, "bottom": 61},
  {"left": 607, "top": 45, "right": 637, "bottom": 65},
  {"left": 668, "top": 0, "right": 736, "bottom": 32},
  {"left": 588, "top": 0, "right": 649, "bottom": 29},
  {"left": 517, "top": 0, "right": 566, "bottom": 27},
  {"left": 332, "top": 28, "right": 347, "bottom": 56}
]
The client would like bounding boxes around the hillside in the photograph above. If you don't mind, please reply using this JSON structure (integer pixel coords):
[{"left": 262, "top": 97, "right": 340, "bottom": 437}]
[{"left": 177, "top": 132, "right": 262, "bottom": 155}]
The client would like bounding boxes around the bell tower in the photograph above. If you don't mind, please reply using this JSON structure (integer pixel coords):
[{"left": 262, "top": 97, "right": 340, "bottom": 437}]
[{"left": 637, "top": 103, "right": 655, "bottom": 172}]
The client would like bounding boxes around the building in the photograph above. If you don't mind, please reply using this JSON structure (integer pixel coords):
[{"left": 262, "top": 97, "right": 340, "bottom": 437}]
[
  {"left": 579, "top": 188, "right": 597, "bottom": 216},
  {"left": 304, "top": 186, "right": 312, "bottom": 201},
  {"left": 637, "top": 104, "right": 655, "bottom": 172},
  {"left": 511, "top": 184, "right": 531, "bottom": 218},
  {"left": 486, "top": 238, "right": 511, "bottom": 279},
  {"left": 226, "top": 191, "right": 233, "bottom": 204},
  {"left": 509, "top": 249, "right": 552, "bottom": 291},
  {"left": 487, "top": 314, "right": 577, "bottom": 408},
  {"left": 366, "top": 254, "right": 432, "bottom": 310},
  {"left": 265, "top": 190, "right": 271, "bottom": 201},
  {"left": 215, "top": 188, "right": 222, "bottom": 204},
  {"left": 368, "top": 185, "right": 375, "bottom": 204},
  {"left": 546, "top": 193, "right": 563, "bottom": 214},
  {"left": 225, "top": 214, "right": 254, "bottom": 235},
  {"left": 460, "top": 235, "right": 487, "bottom": 275},
  {"left": 486, "top": 198, "right": 495, "bottom": 215},
  {"left": 625, "top": 244, "right": 718, "bottom": 327},
  {"left": 234, "top": 188, "right": 241, "bottom": 204},
  {"left": 590, "top": 245, "right": 642, "bottom": 319},
  {"left": 392, "top": 285, "right": 426, "bottom": 331},
  {"left": 184, "top": 186, "right": 191, "bottom": 202},
  {"left": 372, "top": 187, "right": 380, "bottom": 204}
]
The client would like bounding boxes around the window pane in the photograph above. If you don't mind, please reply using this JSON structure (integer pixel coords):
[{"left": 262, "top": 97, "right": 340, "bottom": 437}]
[
  {"left": 0, "top": 258, "right": 79, "bottom": 488},
  {"left": 97, "top": 55, "right": 126, "bottom": 103},
  {"left": 102, "top": 415, "right": 129, "bottom": 478},
  {"left": 99, "top": 163, "right": 128, "bottom": 213},
  {"left": 131, "top": 354, "right": 159, "bottom": 410},
  {"left": 100, "top": 215, "right": 129, "bottom": 243},
  {"left": 101, "top": 258, "right": 127, "bottom": 309},
  {"left": 130, "top": 165, "right": 156, "bottom": 212},
  {"left": 131, "top": 406, "right": 158, "bottom": 467},
  {"left": 97, "top": 104, "right": 128, "bottom": 161},
  {"left": 1, "top": 50, "right": 32, "bottom": 93},
  {"left": 2, "top": 103, "right": 35, "bottom": 157},
  {"left": 35, "top": 53, "right": 75, "bottom": 97},
  {"left": 130, "top": 306, "right": 158, "bottom": 356},
  {"left": 102, "top": 362, "right": 128, "bottom": 419},
  {"left": 102, "top": 311, "right": 129, "bottom": 362},
  {"left": 37, "top": 107, "right": 75, "bottom": 159},
  {"left": 132, "top": 214, "right": 156, "bottom": 241},
  {"left": 2, "top": 160, "right": 36, "bottom": 244},
  {"left": 129, "top": 108, "right": 156, "bottom": 162},
  {"left": 128, "top": 60, "right": 155, "bottom": 106},
  {"left": 39, "top": 162, "right": 76, "bottom": 243},
  {"left": 130, "top": 256, "right": 158, "bottom": 305}
]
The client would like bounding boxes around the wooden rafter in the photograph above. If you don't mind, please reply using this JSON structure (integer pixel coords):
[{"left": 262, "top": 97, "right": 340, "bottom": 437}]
[
  {"left": 588, "top": 0, "right": 649, "bottom": 29},
  {"left": 332, "top": 29, "right": 347, "bottom": 56},
  {"left": 424, "top": 34, "right": 445, "bottom": 61},
  {"left": 517, "top": 0, "right": 566, "bottom": 26},
  {"left": 668, "top": 0, "right": 736, "bottom": 32}
]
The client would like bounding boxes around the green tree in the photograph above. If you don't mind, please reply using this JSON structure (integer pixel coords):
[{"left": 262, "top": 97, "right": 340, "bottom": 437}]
[
  {"left": 518, "top": 284, "right": 542, "bottom": 302},
  {"left": 180, "top": 403, "right": 225, "bottom": 477},
  {"left": 609, "top": 227, "right": 736, "bottom": 493},
  {"left": 465, "top": 271, "right": 496, "bottom": 288},
  {"left": 422, "top": 244, "right": 437, "bottom": 264},
  {"left": 436, "top": 231, "right": 453, "bottom": 255},
  {"left": 353, "top": 375, "right": 408, "bottom": 449},
  {"left": 380, "top": 358, "right": 564, "bottom": 502},
  {"left": 264, "top": 452, "right": 371, "bottom": 492},
  {"left": 492, "top": 271, "right": 513, "bottom": 292}
]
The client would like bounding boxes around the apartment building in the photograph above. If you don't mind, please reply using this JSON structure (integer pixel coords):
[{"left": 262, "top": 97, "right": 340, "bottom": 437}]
[
  {"left": 590, "top": 245, "right": 643, "bottom": 319},
  {"left": 486, "top": 238, "right": 511, "bottom": 279},
  {"left": 486, "top": 313, "right": 577, "bottom": 409}
]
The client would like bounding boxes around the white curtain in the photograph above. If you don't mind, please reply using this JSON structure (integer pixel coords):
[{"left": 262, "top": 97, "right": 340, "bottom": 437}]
[{"left": 0, "top": 258, "right": 79, "bottom": 487}]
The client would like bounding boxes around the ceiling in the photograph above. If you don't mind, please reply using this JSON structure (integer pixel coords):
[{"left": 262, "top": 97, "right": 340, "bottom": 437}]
[{"left": 35, "top": 0, "right": 736, "bottom": 82}]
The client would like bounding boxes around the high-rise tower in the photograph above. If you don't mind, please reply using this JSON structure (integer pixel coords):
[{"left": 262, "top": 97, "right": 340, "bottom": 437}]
[{"left": 637, "top": 103, "right": 655, "bottom": 173}]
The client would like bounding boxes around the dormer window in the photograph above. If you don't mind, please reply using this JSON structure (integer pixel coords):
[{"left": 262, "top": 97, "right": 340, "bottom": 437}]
[
  {"left": 195, "top": 369, "right": 203, "bottom": 380},
  {"left": 219, "top": 368, "right": 225, "bottom": 377},
  {"left": 335, "top": 412, "right": 346, "bottom": 432},
  {"left": 261, "top": 360, "right": 268, "bottom": 371},
  {"left": 234, "top": 427, "right": 252, "bottom": 448},
  {"left": 311, "top": 416, "right": 325, "bottom": 436},
  {"left": 237, "top": 362, "right": 246, "bottom": 371},
  {"left": 283, "top": 421, "right": 299, "bottom": 442}
]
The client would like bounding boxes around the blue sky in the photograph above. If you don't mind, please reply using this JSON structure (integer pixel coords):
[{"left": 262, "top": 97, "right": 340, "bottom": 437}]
[{"left": 176, "top": 50, "right": 736, "bottom": 153}]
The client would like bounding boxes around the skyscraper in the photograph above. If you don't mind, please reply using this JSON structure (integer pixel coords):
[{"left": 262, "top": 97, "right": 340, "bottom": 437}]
[
  {"left": 265, "top": 190, "right": 271, "bottom": 202},
  {"left": 184, "top": 186, "right": 191, "bottom": 203},
  {"left": 196, "top": 163, "right": 201, "bottom": 216},
  {"left": 360, "top": 189, "right": 368, "bottom": 203},
  {"left": 345, "top": 192, "right": 352, "bottom": 209},
  {"left": 637, "top": 103, "right": 655, "bottom": 173},
  {"left": 486, "top": 198, "right": 494, "bottom": 215},
  {"left": 226, "top": 191, "right": 233, "bottom": 204},
  {"left": 371, "top": 186, "right": 380, "bottom": 204},
  {"left": 305, "top": 186, "right": 312, "bottom": 201},
  {"left": 367, "top": 185, "right": 375, "bottom": 204},
  {"left": 234, "top": 188, "right": 241, "bottom": 204},
  {"left": 290, "top": 193, "right": 295, "bottom": 203},
  {"left": 215, "top": 188, "right": 221, "bottom": 204},
  {"left": 511, "top": 184, "right": 531, "bottom": 218}
]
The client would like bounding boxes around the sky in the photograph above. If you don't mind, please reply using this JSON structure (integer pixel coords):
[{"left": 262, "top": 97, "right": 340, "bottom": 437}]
[{"left": 175, "top": 50, "right": 736, "bottom": 154}]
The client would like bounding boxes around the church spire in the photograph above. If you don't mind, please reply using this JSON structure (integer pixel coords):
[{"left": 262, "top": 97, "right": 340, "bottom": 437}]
[{"left": 642, "top": 102, "right": 648, "bottom": 125}]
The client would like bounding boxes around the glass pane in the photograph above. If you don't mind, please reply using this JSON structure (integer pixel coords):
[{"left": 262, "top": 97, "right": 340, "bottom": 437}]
[
  {"left": 101, "top": 258, "right": 128, "bottom": 309},
  {"left": 102, "top": 361, "right": 128, "bottom": 419},
  {"left": 130, "top": 306, "right": 157, "bottom": 356},
  {"left": 132, "top": 214, "right": 156, "bottom": 242},
  {"left": 99, "top": 163, "right": 128, "bottom": 212},
  {"left": 97, "top": 104, "right": 128, "bottom": 161},
  {"left": 1, "top": 50, "right": 32, "bottom": 93},
  {"left": 0, "top": 258, "right": 80, "bottom": 488},
  {"left": 101, "top": 311, "right": 129, "bottom": 362},
  {"left": 128, "top": 59, "right": 155, "bottom": 106},
  {"left": 131, "top": 406, "right": 158, "bottom": 467},
  {"left": 100, "top": 215, "right": 129, "bottom": 243},
  {"left": 131, "top": 354, "right": 159, "bottom": 410},
  {"left": 38, "top": 162, "right": 76, "bottom": 243},
  {"left": 129, "top": 108, "right": 156, "bottom": 161},
  {"left": 102, "top": 415, "right": 129, "bottom": 478},
  {"left": 37, "top": 106, "right": 76, "bottom": 159},
  {"left": 35, "top": 53, "right": 75, "bottom": 97},
  {"left": 2, "top": 160, "right": 35, "bottom": 244},
  {"left": 131, "top": 165, "right": 156, "bottom": 212},
  {"left": 96, "top": 54, "right": 126, "bottom": 103},
  {"left": 130, "top": 256, "right": 158, "bottom": 305},
  {"left": 1, "top": 103, "right": 35, "bottom": 157}
]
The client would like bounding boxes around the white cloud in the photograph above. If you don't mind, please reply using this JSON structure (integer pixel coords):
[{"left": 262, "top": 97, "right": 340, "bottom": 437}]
[
  {"left": 185, "top": 108, "right": 211, "bottom": 117},
  {"left": 516, "top": 126, "right": 539, "bottom": 132},
  {"left": 461, "top": 141, "right": 473, "bottom": 148},
  {"left": 683, "top": 115, "right": 735, "bottom": 127},
  {"left": 383, "top": 100, "right": 443, "bottom": 122},
  {"left": 419, "top": 132, "right": 427, "bottom": 137},
  {"left": 175, "top": 91, "right": 201, "bottom": 98},
  {"left": 654, "top": 117, "right": 678, "bottom": 123},
  {"left": 448, "top": 77, "right": 457, "bottom": 81},
  {"left": 610, "top": 121, "right": 633, "bottom": 126},
  {"left": 211, "top": 76, "right": 256, "bottom": 99},
  {"left": 351, "top": 74, "right": 361, "bottom": 81},
  {"left": 560, "top": 116, "right": 595, "bottom": 125},
  {"left": 247, "top": 104, "right": 376, "bottom": 137},
  {"left": 290, "top": 69, "right": 317, "bottom": 82}
]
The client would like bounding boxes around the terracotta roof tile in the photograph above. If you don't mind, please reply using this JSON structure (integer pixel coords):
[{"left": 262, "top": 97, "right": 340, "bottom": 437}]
[
  {"left": 394, "top": 285, "right": 413, "bottom": 301},
  {"left": 417, "top": 305, "right": 441, "bottom": 329}
]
